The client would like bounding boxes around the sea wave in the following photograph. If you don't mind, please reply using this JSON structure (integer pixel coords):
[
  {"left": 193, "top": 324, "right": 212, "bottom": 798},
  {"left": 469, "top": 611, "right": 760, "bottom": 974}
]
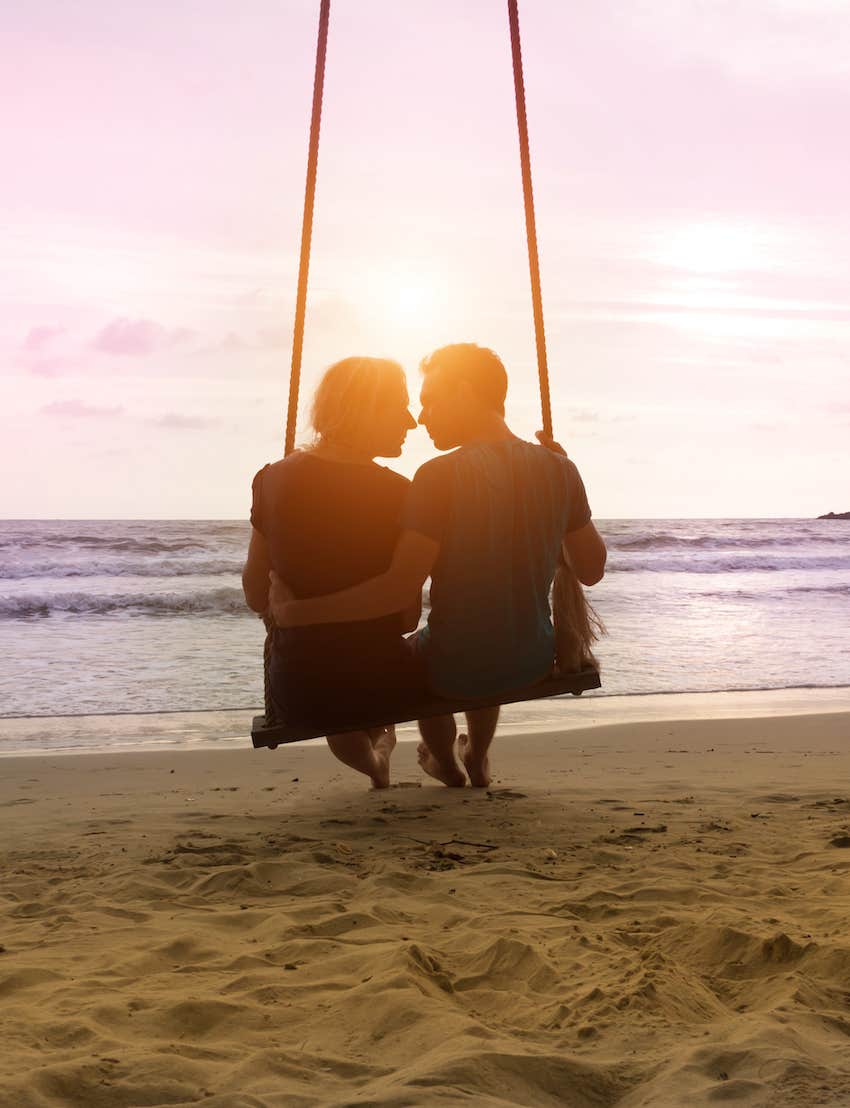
[
  {"left": 0, "top": 587, "right": 251, "bottom": 620},
  {"left": 609, "top": 554, "right": 850, "bottom": 574},
  {"left": 0, "top": 534, "right": 213, "bottom": 554},
  {"left": 0, "top": 558, "right": 244, "bottom": 580},
  {"left": 610, "top": 532, "right": 850, "bottom": 552},
  {"left": 6, "top": 552, "right": 849, "bottom": 581},
  {"left": 697, "top": 583, "right": 850, "bottom": 601}
]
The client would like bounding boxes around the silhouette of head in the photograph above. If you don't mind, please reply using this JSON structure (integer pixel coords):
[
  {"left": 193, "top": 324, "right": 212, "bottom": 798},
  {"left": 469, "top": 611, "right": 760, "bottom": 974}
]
[
  {"left": 418, "top": 343, "right": 508, "bottom": 449},
  {"left": 311, "top": 356, "right": 416, "bottom": 458}
]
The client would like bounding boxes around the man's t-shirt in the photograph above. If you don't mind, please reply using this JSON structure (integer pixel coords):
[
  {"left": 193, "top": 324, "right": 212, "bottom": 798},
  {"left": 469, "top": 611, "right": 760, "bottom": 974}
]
[{"left": 402, "top": 439, "right": 591, "bottom": 699}]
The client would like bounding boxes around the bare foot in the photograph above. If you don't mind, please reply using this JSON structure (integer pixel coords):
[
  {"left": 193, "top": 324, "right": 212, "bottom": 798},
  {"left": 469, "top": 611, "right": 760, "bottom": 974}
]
[
  {"left": 369, "top": 728, "right": 396, "bottom": 789},
  {"left": 457, "top": 732, "right": 491, "bottom": 788},
  {"left": 416, "top": 742, "right": 466, "bottom": 788}
]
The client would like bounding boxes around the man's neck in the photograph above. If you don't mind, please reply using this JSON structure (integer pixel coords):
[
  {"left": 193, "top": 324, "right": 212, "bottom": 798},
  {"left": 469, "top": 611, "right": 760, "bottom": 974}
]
[{"left": 458, "top": 414, "right": 517, "bottom": 446}]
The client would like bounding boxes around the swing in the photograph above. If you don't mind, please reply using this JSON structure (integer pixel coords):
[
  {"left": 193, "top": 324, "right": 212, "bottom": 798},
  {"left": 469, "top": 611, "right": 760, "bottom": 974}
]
[{"left": 251, "top": 0, "right": 601, "bottom": 751}]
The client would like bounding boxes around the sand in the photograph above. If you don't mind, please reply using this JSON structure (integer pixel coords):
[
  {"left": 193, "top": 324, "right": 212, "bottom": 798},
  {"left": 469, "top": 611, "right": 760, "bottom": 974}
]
[{"left": 2, "top": 698, "right": 850, "bottom": 1106}]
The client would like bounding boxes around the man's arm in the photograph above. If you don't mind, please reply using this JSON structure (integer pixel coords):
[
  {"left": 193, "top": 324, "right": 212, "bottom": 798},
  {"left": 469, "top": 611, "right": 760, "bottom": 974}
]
[
  {"left": 536, "top": 429, "right": 607, "bottom": 587},
  {"left": 270, "top": 529, "right": 438, "bottom": 627},
  {"left": 563, "top": 522, "right": 607, "bottom": 586},
  {"left": 242, "top": 526, "right": 272, "bottom": 613}
]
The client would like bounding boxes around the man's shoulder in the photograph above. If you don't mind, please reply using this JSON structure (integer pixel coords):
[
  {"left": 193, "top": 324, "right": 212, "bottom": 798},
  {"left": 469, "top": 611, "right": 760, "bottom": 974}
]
[
  {"left": 412, "top": 451, "right": 460, "bottom": 484},
  {"left": 526, "top": 443, "right": 580, "bottom": 480}
]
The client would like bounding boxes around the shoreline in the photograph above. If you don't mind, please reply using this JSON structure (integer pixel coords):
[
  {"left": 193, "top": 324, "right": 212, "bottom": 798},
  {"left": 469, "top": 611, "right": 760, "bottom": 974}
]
[{"left": 1, "top": 684, "right": 849, "bottom": 758}]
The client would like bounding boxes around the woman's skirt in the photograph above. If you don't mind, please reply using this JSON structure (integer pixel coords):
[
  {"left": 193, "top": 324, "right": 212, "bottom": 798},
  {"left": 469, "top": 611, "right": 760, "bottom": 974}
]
[{"left": 269, "top": 620, "right": 428, "bottom": 734}]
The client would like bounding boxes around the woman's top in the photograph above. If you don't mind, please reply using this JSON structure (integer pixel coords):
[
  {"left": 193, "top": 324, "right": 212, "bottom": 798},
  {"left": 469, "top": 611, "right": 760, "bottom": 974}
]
[{"left": 251, "top": 451, "right": 424, "bottom": 727}]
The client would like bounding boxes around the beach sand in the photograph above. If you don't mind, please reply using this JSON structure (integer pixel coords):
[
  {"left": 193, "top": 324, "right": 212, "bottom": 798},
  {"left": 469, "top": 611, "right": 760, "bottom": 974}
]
[{"left": 2, "top": 698, "right": 850, "bottom": 1106}]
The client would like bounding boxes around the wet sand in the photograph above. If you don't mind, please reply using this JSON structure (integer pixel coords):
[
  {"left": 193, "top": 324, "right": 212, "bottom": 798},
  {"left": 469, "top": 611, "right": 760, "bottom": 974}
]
[{"left": 2, "top": 700, "right": 850, "bottom": 1106}]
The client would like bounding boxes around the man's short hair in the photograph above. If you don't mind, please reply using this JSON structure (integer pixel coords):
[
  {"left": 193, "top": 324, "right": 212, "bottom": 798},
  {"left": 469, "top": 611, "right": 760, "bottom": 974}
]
[{"left": 420, "top": 344, "right": 508, "bottom": 416}]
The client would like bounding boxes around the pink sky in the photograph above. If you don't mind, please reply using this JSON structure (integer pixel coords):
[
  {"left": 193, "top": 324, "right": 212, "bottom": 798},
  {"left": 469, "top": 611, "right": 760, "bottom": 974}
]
[{"left": 3, "top": 0, "right": 849, "bottom": 518}]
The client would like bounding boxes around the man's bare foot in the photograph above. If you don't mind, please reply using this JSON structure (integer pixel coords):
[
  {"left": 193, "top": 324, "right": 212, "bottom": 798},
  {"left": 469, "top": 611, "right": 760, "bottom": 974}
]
[
  {"left": 416, "top": 742, "right": 466, "bottom": 788},
  {"left": 457, "top": 732, "right": 491, "bottom": 788},
  {"left": 369, "top": 728, "right": 396, "bottom": 789}
]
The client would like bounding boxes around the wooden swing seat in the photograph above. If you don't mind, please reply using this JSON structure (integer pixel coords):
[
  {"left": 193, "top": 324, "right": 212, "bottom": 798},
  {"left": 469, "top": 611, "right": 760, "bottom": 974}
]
[{"left": 251, "top": 665, "right": 600, "bottom": 748}]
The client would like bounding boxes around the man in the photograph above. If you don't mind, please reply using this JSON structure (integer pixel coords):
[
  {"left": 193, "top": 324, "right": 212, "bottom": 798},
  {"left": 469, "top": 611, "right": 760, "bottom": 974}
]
[{"left": 271, "top": 343, "right": 606, "bottom": 787}]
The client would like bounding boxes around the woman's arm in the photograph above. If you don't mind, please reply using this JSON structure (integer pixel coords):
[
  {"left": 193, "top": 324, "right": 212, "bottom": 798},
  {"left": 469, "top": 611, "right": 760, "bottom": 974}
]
[
  {"left": 242, "top": 526, "right": 272, "bottom": 614},
  {"left": 270, "top": 530, "right": 438, "bottom": 627}
]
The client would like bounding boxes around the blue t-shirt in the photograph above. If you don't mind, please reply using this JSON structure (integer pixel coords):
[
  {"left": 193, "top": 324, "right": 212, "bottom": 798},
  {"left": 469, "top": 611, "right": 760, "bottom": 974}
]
[{"left": 402, "top": 439, "right": 592, "bottom": 699}]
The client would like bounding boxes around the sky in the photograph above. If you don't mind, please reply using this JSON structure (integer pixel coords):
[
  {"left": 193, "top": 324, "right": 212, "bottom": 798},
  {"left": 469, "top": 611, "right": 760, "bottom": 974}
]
[{"left": 3, "top": 0, "right": 849, "bottom": 519}]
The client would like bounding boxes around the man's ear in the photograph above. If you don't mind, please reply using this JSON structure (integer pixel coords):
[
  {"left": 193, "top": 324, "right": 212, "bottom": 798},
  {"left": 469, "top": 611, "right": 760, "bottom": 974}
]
[{"left": 455, "top": 379, "right": 479, "bottom": 410}]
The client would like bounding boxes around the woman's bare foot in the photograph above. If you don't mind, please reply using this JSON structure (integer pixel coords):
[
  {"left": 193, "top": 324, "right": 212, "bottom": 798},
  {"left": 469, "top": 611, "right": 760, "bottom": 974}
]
[
  {"left": 369, "top": 728, "right": 396, "bottom": 789},
  {"left": 457, "top": 732, "right": 491, "bottom": 788},
  {"left": 416, "top": 742, "right": 466, "bottom": 788}
]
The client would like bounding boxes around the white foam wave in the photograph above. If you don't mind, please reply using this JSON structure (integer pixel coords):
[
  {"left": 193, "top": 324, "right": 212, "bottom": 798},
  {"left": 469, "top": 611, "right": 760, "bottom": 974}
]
[{"left": 0, "top": 587, "right": 250, "bottom": 620}]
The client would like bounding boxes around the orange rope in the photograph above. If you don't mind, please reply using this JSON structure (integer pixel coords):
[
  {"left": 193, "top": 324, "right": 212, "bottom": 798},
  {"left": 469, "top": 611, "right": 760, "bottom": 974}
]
[
  {"left": 285, "top": 0, "right": 330, "bottom": 457},
  {"left": 507, "top": 0, "right": 552, "bottom": 439},
  {"left": 267, "top": 0, "right": 331, "bottom": 725}
]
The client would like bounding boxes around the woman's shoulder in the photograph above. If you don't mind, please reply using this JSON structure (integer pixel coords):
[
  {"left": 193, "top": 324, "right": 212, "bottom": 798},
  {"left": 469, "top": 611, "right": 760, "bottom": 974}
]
[
  {"left": 374, "top": 466, "right": 411, "bottom": 507},
  {"left": 259, "top": 450, "right": 310, "bottom": 481},
  {"left": 377, "top": 464, "right": 411, "bottom": 489}
]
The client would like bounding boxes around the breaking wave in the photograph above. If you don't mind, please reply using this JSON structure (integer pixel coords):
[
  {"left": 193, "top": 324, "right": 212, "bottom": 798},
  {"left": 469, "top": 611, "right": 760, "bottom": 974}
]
[
  {"left": 1, "top": 558, "right": 243, "bottom": 580},
  {"left": 610, "top": 531, "right": 850, "bottom": 552},
  {"left": 610, "top": 554, "right": 850, "bottom": 574},
  {"left": 0, "top": 587, "right": 250, "bottom": 620}
]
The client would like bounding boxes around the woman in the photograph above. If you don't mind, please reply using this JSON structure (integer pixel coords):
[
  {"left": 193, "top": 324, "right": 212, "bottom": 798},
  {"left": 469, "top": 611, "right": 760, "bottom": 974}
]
[{"left": 242, "top": 357, "right": 425, "bottom": 788}]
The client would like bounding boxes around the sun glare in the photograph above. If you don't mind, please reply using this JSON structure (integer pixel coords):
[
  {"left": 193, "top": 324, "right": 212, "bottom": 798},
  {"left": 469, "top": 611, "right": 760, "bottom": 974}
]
[
  {"left": 358, "top": 266, "right": 441, "bottom": 334},
  {"left": 390, "top": 280, "right": 433, "bottom": 322}
]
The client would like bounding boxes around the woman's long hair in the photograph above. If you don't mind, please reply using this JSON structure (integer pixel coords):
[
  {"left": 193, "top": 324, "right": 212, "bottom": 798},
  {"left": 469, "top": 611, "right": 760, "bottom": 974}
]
[
  {"left": 552, "top": 554, "right": 604, "bottom": 672},
  {"left": 310, "top": 356, "right": 405, "bottom": 450}
]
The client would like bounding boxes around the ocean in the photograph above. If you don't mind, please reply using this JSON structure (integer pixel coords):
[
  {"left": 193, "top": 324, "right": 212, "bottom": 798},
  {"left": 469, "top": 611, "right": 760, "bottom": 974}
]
[{"left": 1, "top": 518, "right": 849, "bottom": 729}]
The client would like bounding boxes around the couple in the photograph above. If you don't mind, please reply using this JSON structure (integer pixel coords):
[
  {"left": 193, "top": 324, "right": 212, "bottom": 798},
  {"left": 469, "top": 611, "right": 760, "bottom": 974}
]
[{"left": 242, "top": 343, "right": 606, "bottom": 789}]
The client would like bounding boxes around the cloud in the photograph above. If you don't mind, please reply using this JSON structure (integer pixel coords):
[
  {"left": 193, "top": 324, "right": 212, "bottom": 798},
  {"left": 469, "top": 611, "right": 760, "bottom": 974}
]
[
  {"left": 42, "top": 400, "right": 124, "bottom": 419},
  {"left": 91, "top": 318, "right": 194, "bottom": 357},
  {"left": 206, "top": 327, "right": 290, "bottom": 354},
  {"left": 216, "top": 332, "right": 250, "bottom": 353},
  {"left": 258, "top": 327, "right": 289, "bottom": 349},
  {"left": 148, "top": 412, "right": 217, "bottom": 430},
  {"left": 571, "top": 407, "right": 632, "bottom": 425},
  {"left": 16, "top": 324, "right": 72, "bottom": 376},
  {"left": 23, "top": 325, "right": 66, "bottom": 352},
  {"left": 26, "top": 357, "right": 69, "bottom": 378}
]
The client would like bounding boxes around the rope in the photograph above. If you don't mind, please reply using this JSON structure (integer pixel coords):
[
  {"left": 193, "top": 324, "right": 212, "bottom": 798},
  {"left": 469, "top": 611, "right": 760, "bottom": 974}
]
[
  {"left": 507, "top": 1, "right": 599, "bottom": 672},
  {"left": 266, "top": 0, "right": 331, "bottom": 725},
  {"left": 285, "top": 0, "right": 331, "bottom": 457},
  {"left": 262, "top": 619, "right": 275, "bottom": 723},
  {"left": 507, "top": 0, "right": 552, "bottom": 440}
]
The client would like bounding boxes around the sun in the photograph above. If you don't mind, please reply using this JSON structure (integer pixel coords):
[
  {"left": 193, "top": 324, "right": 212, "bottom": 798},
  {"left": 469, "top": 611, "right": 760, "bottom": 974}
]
[
  {"left": 359, "top": 265, "right": 440, "bottom": 332},
  {"left": 390, "top": 281, "right": 432, "bottom": 322}
]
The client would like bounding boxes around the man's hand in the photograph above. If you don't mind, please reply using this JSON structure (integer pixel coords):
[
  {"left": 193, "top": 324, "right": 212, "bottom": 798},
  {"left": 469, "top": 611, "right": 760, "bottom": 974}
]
[
  {"left": 535, "top": 430, "right": 568, "bottom": 457},
  {"left": 268, "top": 571, "right": 295, "bottom": 626}
]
